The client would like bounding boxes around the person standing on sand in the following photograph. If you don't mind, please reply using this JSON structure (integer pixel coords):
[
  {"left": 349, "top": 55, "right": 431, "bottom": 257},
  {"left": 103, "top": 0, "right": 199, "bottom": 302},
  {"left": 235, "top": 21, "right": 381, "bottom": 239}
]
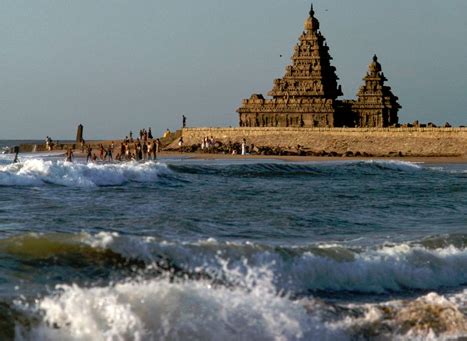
[
  {"left": 178, "top": 137, "right": 184, "bottom": 152},
  {"left": 148, "top": 127, "right": 153, "bottom": 139},
  {"left": 241, "top": 139, "right": 247, "bottom": 155}
]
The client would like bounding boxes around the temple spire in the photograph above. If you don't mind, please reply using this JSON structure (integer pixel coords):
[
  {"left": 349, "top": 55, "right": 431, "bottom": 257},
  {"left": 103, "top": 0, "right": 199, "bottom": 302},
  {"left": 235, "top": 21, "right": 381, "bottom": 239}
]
[{"left": 309, "top": 3, "right": 315, "bottom": 17}]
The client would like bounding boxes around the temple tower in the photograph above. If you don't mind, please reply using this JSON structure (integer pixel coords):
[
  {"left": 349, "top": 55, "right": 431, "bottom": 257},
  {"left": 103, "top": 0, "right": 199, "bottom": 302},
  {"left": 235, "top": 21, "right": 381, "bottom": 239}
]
[
  {"left": 236, "top": 5, "right": 402, "bottom": 128},
  {"left": 352, "top": 55, "right": 401, "bottom": 127},
  {"left": 237, "top": 4, "right": 344, "bottom": 128}
]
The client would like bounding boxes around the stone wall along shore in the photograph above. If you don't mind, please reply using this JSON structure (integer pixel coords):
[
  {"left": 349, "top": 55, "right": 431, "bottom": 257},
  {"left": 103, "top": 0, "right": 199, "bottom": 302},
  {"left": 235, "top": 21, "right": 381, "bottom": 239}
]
[{"left": 178, "top": 127, "right": 467, "bottom": 157}]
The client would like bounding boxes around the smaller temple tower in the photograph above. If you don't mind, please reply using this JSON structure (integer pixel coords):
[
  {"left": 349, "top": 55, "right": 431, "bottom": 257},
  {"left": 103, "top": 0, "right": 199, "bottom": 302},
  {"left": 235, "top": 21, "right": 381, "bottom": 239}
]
[{"left": 352, "top": 55, "right": 401, "bottom": 127}]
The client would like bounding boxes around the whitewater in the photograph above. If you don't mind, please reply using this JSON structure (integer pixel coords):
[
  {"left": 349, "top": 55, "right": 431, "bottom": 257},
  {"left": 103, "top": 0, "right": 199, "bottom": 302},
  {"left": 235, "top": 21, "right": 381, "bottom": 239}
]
[{"left": 0, "top": 153, "right": 466, "bottom": 340}]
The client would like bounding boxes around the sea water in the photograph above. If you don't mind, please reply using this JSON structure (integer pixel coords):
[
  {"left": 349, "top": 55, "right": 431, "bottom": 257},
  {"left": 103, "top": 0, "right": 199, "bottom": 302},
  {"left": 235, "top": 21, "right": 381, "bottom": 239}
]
[{"left": 0, "top": 149, "right": 465, "bottom": 340}]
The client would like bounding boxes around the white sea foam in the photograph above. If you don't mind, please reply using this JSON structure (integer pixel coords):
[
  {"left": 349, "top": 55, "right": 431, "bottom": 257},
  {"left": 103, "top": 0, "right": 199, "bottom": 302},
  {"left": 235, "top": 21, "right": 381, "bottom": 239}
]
[
  {"left": 19, "top": 267, "right": 342, "bottom": 341},
  {"left": 0, "top": 159, "right": 169, "bottom": 187},
  {"left": 11, "top": 234, "right": 467, "bottom": 340},
  {"left": 363, "top": 159, "right": 422, "bottom": 171},
  {"left": 254, "top": 243, "right": 467, "bottom": 293},
  {"left": 16, "top": 263, "right": 467, "bottom": 340},
  {"left": 428, "top": 166, "right": 467, "bottom": 174},
  {"left": 329, "top": 290, "right": 467, "bottom": 340}
]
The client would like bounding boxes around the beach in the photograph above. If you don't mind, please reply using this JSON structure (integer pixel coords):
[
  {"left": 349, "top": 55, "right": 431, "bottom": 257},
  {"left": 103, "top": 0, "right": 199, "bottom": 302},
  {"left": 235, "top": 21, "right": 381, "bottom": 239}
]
[{"left": 39, "top": 149, "right": 467, "bottom": 165}]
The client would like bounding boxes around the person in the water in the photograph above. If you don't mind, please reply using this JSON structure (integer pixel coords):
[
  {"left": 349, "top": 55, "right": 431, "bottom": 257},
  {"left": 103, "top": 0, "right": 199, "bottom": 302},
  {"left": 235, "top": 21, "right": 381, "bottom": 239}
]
[
  {"left": 106, "top": 145, "right": 113, "bottom": 161},
  {"left": 65, "top": 148, "right": 73, "bottom": 162},
  {"left": 12, "top": 146, "right": 19, "bottom": 163},
  {"left": 86, "top": 146, "right": 93, "bottom": 163},
  {"left": 152, "top": 140, "right": 157, "bottom": 160},
  {"left": 142, "top": 141, "right": 148, "bottom": 161}
]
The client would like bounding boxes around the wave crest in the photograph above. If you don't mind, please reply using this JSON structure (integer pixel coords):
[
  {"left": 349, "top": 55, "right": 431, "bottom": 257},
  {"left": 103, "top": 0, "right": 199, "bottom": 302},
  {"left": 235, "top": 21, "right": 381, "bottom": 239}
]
[
  {"left": 79, "top": 233, "right": 467, "bottom": 294},
  {"left": 0, "top": 160, "right": 169, "bottom": 187},
  {"left": 168, "top": 159, "right": 424, "bottom": 178},
  {"left": 2, "top": 232, "right": 465, "bottom": 294},
  {"left": 16, "top": 273, "right": 467, "bottom": 340}
]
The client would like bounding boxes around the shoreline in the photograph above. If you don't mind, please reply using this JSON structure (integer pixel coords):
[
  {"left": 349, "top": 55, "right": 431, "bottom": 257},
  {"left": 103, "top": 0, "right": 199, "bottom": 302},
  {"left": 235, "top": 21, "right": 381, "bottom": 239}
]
[
  {"left": 179, "top": 153, "right": 467, "bottom": 164},
  {"left": 17, "top": 150, "right": 467, "bottom": 165}
]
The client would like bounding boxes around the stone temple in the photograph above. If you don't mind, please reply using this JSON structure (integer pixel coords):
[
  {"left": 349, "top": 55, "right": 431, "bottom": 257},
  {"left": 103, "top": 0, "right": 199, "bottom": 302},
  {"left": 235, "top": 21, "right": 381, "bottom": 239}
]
[{"left": 237, "top": 5, "right": 401, "bottom": 128}]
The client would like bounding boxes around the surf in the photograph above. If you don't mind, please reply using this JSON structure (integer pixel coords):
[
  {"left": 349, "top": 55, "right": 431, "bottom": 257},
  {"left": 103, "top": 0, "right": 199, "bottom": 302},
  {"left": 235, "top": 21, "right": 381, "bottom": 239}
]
[{"left": 0, "top": 159, "right": 170, "bottom": 187}]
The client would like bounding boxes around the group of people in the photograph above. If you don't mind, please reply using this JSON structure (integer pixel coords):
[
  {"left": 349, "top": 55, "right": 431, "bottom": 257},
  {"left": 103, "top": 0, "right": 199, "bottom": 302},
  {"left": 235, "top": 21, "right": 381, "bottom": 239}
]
[
  {"left": 117, "top": 139, "right": 160, "bottom": 161},
  {"left": 199, "top": 137, "right": 248, "bottom": 155},
  {"left": 58, "top": 126, "right": 162, "bottom": 163},
  {"left": 138, "top": 128, "right": 153, "bottom": 141},
  {"left": 85, "top": 143, "right": 115, "bottom": 162},
  {"left": 82, "top": 138, "right": 161, "bottom": 163},
  {"left": 125, "top": 127, "right": 153, "bottom": 144},
  {"left": 200, "top": 136, "right": 216, "bottom": 151}
]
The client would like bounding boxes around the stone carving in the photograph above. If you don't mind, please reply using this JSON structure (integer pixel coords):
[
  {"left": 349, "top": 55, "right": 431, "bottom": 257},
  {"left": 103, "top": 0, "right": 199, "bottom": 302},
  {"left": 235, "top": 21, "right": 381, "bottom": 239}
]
[{"left": 237, "top": 4, "right": 401, "bottom": 128}]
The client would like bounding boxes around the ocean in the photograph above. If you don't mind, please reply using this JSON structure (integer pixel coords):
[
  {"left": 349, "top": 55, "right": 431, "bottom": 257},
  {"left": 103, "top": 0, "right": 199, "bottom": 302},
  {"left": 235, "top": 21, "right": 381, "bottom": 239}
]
[{"left": 0, "top": 147, "right": 466, "bottom": 340}]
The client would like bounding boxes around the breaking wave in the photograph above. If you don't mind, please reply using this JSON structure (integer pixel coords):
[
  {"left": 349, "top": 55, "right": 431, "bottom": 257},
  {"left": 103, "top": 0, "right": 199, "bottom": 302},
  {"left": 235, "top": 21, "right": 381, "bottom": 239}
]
[
  {"left": 17, "top": 276, "right": 336, "bottom": 340},
  {"left": 1, "top": 158, "right": 462, "bottom": 187},
  {"left": 16, "top": 286, "right": 467, "bottom": 340},
  {"left": 168, "top": 160, "right": 423, "bottom": 178},
  {"left": 3, "top": 232, "right": 465, "bottom": 340},
  {"left": 0, "top": 159, "right": 169, "bottom": 187},
  {"left": 14, "top": 263, "right": 467, "bottom": 340},
  {"left": 5, "top": 232, "right": 465, "bottom": 295},
  {"left": 90, "top": 232, "right": 467, "bottom": 294}
]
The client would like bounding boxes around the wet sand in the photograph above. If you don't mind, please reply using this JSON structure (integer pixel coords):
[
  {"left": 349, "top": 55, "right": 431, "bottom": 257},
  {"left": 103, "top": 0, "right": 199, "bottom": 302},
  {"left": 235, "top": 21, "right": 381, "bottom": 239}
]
[
  {"left": 168, "top": 152, "right": 467, "bottom": 164},
  {"left": 69, "top": 151, "right": 466, "bottom": 165}
]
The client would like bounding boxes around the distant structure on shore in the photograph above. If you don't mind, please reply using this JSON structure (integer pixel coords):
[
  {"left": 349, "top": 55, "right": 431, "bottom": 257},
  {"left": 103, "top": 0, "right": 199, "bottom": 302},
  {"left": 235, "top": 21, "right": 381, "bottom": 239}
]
[
  {"left": 76, "top": 124, "right": 84, "bottom": 143},
  {"left": 237, "top": 4, "right": 401, "bottom": 128}
]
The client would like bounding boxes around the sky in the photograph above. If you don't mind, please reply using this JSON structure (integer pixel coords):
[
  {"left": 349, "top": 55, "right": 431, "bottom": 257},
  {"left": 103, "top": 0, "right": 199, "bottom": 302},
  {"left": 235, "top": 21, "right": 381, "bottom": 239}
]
[{"left": 0, "top": 0, "right": 466, "bottom": 139}]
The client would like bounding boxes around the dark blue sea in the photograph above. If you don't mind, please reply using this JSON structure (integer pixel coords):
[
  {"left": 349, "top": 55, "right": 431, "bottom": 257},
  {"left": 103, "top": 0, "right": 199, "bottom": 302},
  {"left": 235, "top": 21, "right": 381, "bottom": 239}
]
[{"left": 0, "top": 145, "right": 466, "bottom": 340}]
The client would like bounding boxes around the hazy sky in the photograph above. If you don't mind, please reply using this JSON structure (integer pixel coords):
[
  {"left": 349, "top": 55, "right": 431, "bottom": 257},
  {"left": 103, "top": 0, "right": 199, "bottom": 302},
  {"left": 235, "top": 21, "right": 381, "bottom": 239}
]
[{"left": 1, "top": 0, "right": 466, "bottom": 139}]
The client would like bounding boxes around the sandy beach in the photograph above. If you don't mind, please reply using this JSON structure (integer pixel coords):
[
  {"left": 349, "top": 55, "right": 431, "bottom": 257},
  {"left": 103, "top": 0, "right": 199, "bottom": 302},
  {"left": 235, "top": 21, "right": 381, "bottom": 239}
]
[{"left": 61, "top": 150, "right": 467, "bottom": 164}]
